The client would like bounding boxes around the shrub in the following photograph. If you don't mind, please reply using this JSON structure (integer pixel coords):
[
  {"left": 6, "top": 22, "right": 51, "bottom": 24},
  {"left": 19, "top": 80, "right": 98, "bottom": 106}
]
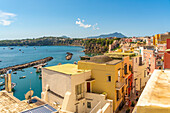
[
  {"left": 131, "top": 101, "right": 135, "bottom": 107},
  {"left": 126, "top": 108, "right": 130, "bottom": 113}
]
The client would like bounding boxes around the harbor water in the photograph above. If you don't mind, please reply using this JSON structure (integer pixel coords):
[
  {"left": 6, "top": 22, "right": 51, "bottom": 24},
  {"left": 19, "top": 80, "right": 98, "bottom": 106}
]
[{"left": 0, "top": 46, "right": 85, "bottom": 100}]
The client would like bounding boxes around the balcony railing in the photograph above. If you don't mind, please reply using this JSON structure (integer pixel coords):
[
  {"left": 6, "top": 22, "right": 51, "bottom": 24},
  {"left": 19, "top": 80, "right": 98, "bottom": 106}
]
[
  {"left": 116, "top": 79, "right": 125, "bottom": 90},
  {"left": 76, "top": 92, "right": 85, "bottom": 101}
]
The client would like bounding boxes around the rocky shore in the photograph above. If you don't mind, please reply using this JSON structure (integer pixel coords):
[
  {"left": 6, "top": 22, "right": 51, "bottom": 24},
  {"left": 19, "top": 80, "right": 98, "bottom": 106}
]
[{"left": 0, "top": 57, "right": 53, "bottom": 74}]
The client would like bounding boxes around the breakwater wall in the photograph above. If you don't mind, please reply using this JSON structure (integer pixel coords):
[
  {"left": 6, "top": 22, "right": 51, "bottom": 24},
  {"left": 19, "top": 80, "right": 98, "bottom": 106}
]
[{"left": 0, "top": 57, "right": 53, "bottom": 74}]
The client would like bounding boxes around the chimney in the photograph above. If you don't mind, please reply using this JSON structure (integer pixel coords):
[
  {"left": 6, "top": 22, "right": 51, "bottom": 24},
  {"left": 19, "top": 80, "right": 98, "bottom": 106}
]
[{"left": 5, "top": 70, "right": 12, "bottom": 92}]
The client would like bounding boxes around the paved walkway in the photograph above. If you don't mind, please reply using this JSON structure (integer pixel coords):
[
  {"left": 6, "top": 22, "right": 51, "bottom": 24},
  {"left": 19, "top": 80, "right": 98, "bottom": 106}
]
[{"left": 118, "top": 92, "right": 139, "bottom": 113}]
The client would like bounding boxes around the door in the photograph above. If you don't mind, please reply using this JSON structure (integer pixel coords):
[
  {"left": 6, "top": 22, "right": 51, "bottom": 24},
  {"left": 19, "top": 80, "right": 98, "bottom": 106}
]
[{"left": 87, "top": 82, "right": 90, "bottom": 92}]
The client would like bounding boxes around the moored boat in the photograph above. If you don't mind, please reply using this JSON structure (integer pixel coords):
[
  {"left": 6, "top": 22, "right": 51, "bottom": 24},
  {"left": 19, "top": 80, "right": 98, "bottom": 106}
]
[
  {"left": 0, "top": 82, "right": 16, "bottom": 90},
  {"left": 13, "top": 72, "right": 17, "bottom": 74},
  {"left": 0, "top": 81, "right": 5, "bottom": 86},
  {"left": 19, "top": 76, "right": 26, "bottom": 79},
  {"left": 39, "top": 74, "right": 42, "bottom": 79}
]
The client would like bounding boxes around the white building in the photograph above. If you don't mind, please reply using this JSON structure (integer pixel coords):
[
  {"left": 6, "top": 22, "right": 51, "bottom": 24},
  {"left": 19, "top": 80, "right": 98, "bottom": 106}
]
[{"left": 41, "top": 64, "right": 113, "bottom": 113}]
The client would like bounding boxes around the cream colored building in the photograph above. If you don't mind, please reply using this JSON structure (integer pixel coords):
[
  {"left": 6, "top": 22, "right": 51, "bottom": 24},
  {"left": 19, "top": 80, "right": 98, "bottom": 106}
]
[
  {"left": 41, "top": 64, "right": 113, "bottom": 113},
  {"left": 133, "top": 70, "right": 170, "bottom": 113},
  {"left": 132, "top": 56, "right": 149, "bottom": 93}
]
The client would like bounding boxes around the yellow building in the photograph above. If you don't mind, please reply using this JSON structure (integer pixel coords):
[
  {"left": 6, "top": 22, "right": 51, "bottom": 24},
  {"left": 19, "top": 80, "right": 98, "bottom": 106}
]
[
  {"left": 78, "top": 55, "right": 132, "bottom": 112},
  {"left": 133, "top": 70, "right": 170, "bottom": 113},
  {"left": 153, "top": 32, "right": 170, "bottom": 45}
]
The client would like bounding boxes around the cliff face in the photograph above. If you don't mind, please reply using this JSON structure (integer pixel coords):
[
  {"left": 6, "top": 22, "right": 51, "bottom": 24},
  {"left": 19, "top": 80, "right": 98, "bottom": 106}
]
[
  {"left": 0, "top": 37, "right": 121, "bottom": 53},
  {"left": 83, "top": 38, "right": 121, "bottom": 54},
  {"left": 84, "top": 44, "right": 107, "bottom": 54}
]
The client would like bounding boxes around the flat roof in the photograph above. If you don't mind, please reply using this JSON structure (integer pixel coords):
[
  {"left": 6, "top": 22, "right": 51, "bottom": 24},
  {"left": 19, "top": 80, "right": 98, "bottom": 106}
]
[
  {"left": 106, "top": 60, "right": 122, "bottom": 65},
  {"left": 0, "top": 91, "right": 46, "bottom": 112},
  {"left": 137, "top": 70, "right": 170, "bottom": 108},
  {"left": 45, "top": 64, "right": 90, "bottom": 75},
  {"left": 105, "top": 52, "right": 135, "bottom": 56}
]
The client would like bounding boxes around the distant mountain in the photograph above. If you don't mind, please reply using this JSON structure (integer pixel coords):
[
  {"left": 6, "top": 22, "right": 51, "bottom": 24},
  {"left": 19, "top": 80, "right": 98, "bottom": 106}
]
[
  {"left": 61, "top": 35, "right": 70, "bottom": 38},
  {"left": 87, "top": 32, "right": 127, "bottom": 38}
]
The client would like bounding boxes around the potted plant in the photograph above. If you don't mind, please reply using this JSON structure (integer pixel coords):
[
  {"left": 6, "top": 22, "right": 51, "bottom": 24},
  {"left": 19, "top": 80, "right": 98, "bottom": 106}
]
[
  {"left": 131, "top": 101, "right": 135, "bottom": 107},
  {"left": 126, "top": 108, "right": 130, "bottom": 113}
]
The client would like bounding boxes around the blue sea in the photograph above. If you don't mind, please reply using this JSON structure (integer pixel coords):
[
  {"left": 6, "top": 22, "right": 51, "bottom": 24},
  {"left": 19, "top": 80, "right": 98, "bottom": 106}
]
[{"left": 0, "top": 46, "right": 85, "bottom": 100}]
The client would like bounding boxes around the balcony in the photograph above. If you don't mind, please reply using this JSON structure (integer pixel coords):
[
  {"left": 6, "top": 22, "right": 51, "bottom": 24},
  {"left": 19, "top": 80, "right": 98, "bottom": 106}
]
[{"left": 116, "top": 79, "right": 125, "bottom": 90}]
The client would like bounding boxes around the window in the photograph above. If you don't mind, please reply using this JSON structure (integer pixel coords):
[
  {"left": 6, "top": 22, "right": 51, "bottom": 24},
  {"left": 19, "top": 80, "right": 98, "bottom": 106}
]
[
  {"left": 129, "top": 65, "right": 132, "bottom": 71},
  {"left": 149, "top": 58, "right": 151, "bottom": 64},
  {"left": 87, "top": 102, "right": 91, "bottom": 108},
  {"left": 144, "top": 70, "right": 146, "bottom": 77},
  {"left": 117, "top": 90, "right": 120, "bottom": 101},
  {"left": 125, "top": 78, "right": 127, "bottom": 85},
  {"left": 108, "top": 76, "right": 111, "bottom": 82},
  {"left": 124, "top": 63, "right": 127, "bottom": 75},
  {"left": 118, "top": 70, "right": 120, "bottom": 82},
  {"left": 122, "top": 86, "right": 124, "bottom": 93},
  {"left": 75, "top": 83, "right": 84, "bottom": 100},
  {"left": 136, "top": 58, "right": 137, "bottom": 63}
]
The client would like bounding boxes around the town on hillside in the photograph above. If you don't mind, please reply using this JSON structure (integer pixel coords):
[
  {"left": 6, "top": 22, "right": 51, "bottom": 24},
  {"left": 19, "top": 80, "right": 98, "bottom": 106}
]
[{"left": 1, "top": 31, "right": 170, "bottom": 113}]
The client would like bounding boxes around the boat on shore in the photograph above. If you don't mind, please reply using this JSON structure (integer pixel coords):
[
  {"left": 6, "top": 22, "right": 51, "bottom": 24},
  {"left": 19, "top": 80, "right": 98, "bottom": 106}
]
[{"left": 19, "top": 76, "right": 26, "bottom": 79}]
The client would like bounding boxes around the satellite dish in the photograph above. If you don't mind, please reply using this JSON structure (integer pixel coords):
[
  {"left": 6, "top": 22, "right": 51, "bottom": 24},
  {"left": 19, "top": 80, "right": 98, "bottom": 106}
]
[{"left": 25, "top": 90, "right": 34, "bottom": 100}]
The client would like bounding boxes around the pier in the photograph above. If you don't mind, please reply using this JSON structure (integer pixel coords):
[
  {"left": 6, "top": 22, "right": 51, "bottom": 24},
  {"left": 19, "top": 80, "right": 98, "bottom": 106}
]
[{"left": 0, "top": 57, "right": 53, "bottom": 74}]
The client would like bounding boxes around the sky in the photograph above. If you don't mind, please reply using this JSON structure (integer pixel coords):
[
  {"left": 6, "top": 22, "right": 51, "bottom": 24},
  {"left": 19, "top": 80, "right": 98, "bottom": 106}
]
[{"left": 0, "top": 0, "right": 170, "bottom": 40}]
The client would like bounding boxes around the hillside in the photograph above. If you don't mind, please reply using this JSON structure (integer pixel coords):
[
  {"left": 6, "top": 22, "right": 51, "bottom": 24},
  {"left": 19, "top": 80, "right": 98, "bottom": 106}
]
[{"left": 87, "top": 32, "right": 127, "bottom": 38}]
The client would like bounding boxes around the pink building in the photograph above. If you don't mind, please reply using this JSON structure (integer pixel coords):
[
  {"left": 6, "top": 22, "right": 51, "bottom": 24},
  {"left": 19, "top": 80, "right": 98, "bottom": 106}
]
[
  {"left": 164, "top": 39, "right": 170, "bottom": 69},
  {"left": 143, "top": 49, "right": 156, "bottom": 74},
  {"left": 155, "top": 44, "right": 166, "bottom": 69}
]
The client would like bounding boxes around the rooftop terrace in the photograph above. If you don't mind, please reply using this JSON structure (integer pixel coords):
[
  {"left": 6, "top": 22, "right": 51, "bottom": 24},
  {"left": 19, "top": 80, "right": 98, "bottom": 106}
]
[
  {"left": 0, "top": 91, "right": 46, "bottom": 113},
  {"left": 104, "top": 52, "right": 136, "bottom": 58},
  {"left": 45, "top": 64, "right": 90, "bottom": 75},
  {"left": 136, "top": 70, "right": 170, "bottom": 113}
]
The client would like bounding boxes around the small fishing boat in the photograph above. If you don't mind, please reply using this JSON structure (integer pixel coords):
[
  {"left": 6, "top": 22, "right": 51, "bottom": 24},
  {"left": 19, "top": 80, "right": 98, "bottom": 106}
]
[
  {"left": 0, "top": 75, "right": 4, "bottom": 79},
  {"left": 33, "top": 63, "right": 47, "bottom": 68},
  {"left": 9, "top": 47, "right": 14, "bottom": 50},
  {"left": 0, "top": 60, "right": 2, "bottom": 62},
  {"left": 19, "top": 76, "right": 26, "bottom": 79},
  {"left": 65, "top": 52, "right": 73, "bottom": 60},
  {"left": 39, "top": 74, "right": 42, "bottom": 79},
  {"left": 19, "top": 49, "right": 21, "bottom": 51},
  {"left": 36, "top": 68, "right": 41, "bottom": 73},
  {"left": 0, "top": 82, "right": 16, "bottom": 90},
  {"left": 21, "top": 69, "right": 25, "bottom": 72},
  {"left": 13, "top": 72, "right": 17, "bottom": 74},
  {"left": 0, "top": 82, "right": 5, "bottom": 86}
]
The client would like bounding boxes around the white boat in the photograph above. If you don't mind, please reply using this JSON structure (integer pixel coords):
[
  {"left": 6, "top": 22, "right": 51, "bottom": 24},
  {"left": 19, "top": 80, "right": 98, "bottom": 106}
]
[{"left": 33, "top": 63, "right": 47, "bottom": 68}]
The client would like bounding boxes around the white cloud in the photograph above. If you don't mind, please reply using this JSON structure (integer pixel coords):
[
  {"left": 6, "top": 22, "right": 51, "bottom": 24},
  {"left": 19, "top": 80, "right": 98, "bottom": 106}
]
[
  {"left": 0, "top": 10, "right": 16, "bottom": 26},
  {"left": 92, "top": 23, "right": 99, "bottom": 30},
  {"left": 76, "top": 18, "right": 91, "bottom": 28}
]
